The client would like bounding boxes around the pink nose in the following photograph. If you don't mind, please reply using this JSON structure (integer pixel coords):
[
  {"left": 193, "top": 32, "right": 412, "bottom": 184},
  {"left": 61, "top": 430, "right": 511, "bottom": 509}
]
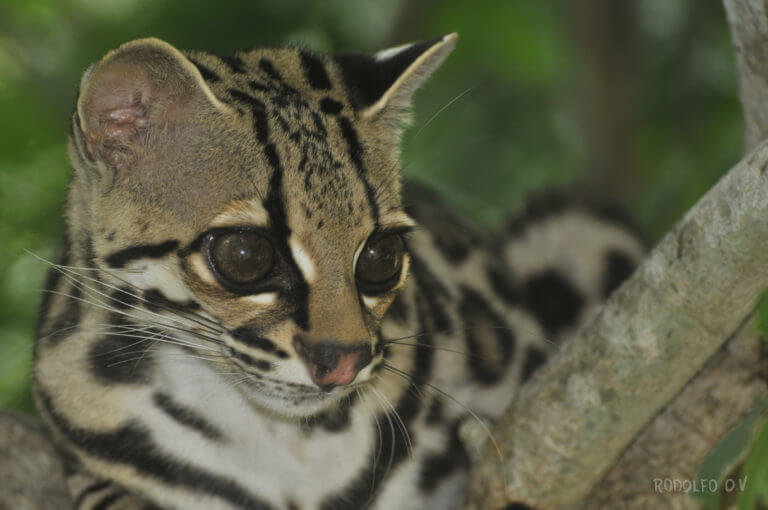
[{"left": 293, "top": 336, "right": 371, "bottom": 391}]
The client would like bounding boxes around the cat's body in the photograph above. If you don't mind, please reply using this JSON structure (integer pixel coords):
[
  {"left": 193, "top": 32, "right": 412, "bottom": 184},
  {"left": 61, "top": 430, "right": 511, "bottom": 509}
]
[{"left": 33, "top": 35, "right": 644, "bottom": 509}]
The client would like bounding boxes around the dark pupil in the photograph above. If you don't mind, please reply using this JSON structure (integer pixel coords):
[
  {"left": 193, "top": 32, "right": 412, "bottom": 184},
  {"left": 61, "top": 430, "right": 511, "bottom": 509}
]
[
  {"left": 358, "top": 235, "right": 404, "bottom": 284},
  {"left": 213, "top": 232, "right": 273, "bottom": 284}
]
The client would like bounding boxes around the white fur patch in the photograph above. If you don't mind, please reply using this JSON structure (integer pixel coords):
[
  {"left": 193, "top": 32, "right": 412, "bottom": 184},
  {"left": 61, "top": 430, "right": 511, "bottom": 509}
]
[
  {"left": 379, "top": 211, "right": 416, "bottom": 229},
  {"left": 189, "top": 253, "right": 216, "bottom": 284},
  {"left": 289, "top": 237, "right": 316, "bottom": 283},
  {"left": 375, "top": 42, "right": 414, "bottom": 61},
  {"left": 123, "top": 259, "right": 193, "bottom": 302},
  {"left": 210, "top": 201, "right": 269, "bottom": 228},
  {"left": 243, "top": 292, "right": 277, "bottom": 306}
]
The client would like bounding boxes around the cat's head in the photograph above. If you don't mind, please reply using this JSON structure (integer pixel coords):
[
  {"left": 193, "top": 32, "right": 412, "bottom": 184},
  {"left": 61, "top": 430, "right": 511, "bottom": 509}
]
[{"left": 67, "top": 35, "right": 456, "bottom": 417}]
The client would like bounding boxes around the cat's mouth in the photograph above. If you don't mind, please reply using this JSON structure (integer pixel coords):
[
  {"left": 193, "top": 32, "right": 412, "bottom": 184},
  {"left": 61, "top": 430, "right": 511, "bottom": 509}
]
[
  {"left": 216, "top": 339, "right": 381, "bottom": 418},
  {"left": 234, "top": 376, "right": 365, "bottom": 418}
]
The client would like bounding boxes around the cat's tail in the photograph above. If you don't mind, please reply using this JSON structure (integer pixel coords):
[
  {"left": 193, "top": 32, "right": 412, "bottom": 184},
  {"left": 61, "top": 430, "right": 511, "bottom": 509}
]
[{"left": 499, "top": 191, "right": 647, "bottom": 342}]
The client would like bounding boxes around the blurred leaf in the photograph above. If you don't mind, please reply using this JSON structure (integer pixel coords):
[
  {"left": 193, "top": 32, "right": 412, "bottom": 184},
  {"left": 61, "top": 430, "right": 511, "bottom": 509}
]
[
  {"left": 693, "top": 404, "right": 765, "bottom": 508},
  {"left": 755, "top": 288, "right": 768, "bottom": 340},
  {"left": 739, "top": 414, "right": 768, "bottom": 510}
]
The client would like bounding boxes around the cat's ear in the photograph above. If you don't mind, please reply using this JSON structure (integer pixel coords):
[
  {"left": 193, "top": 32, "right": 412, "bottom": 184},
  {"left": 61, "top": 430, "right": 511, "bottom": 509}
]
[
  {"left": 72, "top": 37, "right": 226, "bottom": 175},
  {"left": 334, "top": 33, "right": 457, "bottom": 122}
]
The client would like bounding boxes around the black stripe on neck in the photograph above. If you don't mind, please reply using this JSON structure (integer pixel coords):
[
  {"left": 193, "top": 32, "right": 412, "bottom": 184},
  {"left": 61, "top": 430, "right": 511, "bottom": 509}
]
[
  {"left": 36, "top": 389, "right": 273, "bottom": 509},
  {"left": 153, "top": 392, "right": 225, "bottom": 441},
  {"left": 299, "top": 51, "right": 332, "bottom": 90}
]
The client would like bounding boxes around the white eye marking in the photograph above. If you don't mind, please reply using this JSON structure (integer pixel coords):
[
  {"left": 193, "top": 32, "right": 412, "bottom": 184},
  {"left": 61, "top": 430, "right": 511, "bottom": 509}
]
[
  {"left": 378, "top": 211, "right": 416, "bottom": 229},
  {"left": 353, "top": 237, "right": 367, "bottom": 268},
  {"left": 289, "top": 237, "right": 316, "bottom": 283},
  {"left": 209, "top": 200, "right": 269, "bottom": 228},
  {"left": 190, "top": 254, "right": 217, "bottom": 284},
  {"left": 244, "top": 293, "right": 277, "bottom": 305},
  {"left": 362, "top": 295, "right": 379, "bottom": 308}
]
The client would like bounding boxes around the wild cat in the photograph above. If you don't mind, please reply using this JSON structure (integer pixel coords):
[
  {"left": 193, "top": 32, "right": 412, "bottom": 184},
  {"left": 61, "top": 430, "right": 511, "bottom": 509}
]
[{"left": 33, "top": 33, "right": 644, "bottom": 509}]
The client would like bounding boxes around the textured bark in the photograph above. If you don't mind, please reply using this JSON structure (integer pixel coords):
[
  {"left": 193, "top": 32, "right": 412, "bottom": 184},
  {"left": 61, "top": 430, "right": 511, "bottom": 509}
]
[
  {"left": 583, "top": 322, "right": 768, "bottom": 509},
  {"left": 463, "top": 1, "right": 768, "bottom": 508},
  {"left": 724, "top": 0, "right": 768, "bottom": 153},
  {"left": 464, "top": 140, "right": 768, "bottom": 508}
]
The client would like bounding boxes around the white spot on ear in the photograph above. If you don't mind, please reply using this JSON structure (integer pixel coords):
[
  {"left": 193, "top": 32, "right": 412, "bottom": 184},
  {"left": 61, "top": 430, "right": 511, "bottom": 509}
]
[
  {"left": 363, "top": 33, "right": 458, "bottom": 119},
  {"left": 362, "top": 296, "right": 379, "bottom": 308},
  {"left": 375, "top": 42, "right": 413, "bottom": 61},
  {"left": 244, "top": 293, "right": 277, "bottom": 305},
  {"left": 289, "top": 237, "right": 316, "bottom": 283}
]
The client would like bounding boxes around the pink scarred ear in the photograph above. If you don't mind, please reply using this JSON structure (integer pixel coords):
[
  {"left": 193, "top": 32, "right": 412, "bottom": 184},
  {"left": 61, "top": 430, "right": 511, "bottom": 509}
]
[{"left": 74, "top": 37, "right": 224, "bottom": 173}]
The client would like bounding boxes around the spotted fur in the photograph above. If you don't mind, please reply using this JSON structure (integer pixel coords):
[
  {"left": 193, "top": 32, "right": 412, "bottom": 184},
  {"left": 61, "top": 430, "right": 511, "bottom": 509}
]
[{"left": 34, "top": 35, "right": 644, "bottom": 509}]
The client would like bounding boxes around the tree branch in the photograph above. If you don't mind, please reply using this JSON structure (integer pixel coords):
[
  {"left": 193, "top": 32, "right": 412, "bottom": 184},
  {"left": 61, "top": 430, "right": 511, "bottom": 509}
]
[
  {"left": 583, "top": 320, "right": 768, "bottom": 509},
  {"left": 464, "top": 138, "right": 768, "bottom": 509},
  {"left": 464, "top": 2, "right": 768, "bottom": 507},
  {"left": 724, "top": 0, "right": 768, "bottom": 152}
]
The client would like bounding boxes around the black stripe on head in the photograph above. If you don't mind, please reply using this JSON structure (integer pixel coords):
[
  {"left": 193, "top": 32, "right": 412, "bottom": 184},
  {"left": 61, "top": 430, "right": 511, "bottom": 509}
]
[
  {"left": 219, "top": 55, "right": 246, "bottom": 74},
  {"left": 249, "top": 80, "right": 268, "bottom": 93},
  {"left": 187, "top": 57, "right": 221, "bottom": 83},
  {"left": 105, "top": 240, "right": 179, "bottom": 268},
  {"left": 336, "top": 116, "right": 379, "bottom": 225},
  {"left": 262, "top": 143, "right": 310, "bottom": 330},
  {"left": 36, "top": 389, "right": 274, "bottom": 510},
  {"left": 320, "top": 97, "right": 343, "bottom": 115},
  {"left": 228, "top": 89, "right": 270, "bottom": 143},
  {"left": 299, "top": 51, "right": 332, "bottom": 90},
  {"left": 259, "top": 58, "right": 283, "bottom": 81},
  {"left": 153, "top": 392, "right": 224, "bottom": 440}
]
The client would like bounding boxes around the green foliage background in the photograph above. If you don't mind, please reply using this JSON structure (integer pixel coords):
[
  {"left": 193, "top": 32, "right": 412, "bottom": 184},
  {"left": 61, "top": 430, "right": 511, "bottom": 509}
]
[{"left": 0, "top": 0, "right": 757, "bottom": 505}]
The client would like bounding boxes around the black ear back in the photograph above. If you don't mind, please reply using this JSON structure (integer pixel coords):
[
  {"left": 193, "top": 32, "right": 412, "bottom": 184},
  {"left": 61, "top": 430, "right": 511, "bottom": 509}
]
[{"left": 334, "top": 33, "right": 457, "bottom": 119}]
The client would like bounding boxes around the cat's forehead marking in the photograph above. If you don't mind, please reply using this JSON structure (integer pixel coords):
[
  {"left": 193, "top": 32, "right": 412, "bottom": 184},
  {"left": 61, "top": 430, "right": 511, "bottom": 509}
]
[{"left": 185, "top": 49, "right": 384, "bottom": 233}]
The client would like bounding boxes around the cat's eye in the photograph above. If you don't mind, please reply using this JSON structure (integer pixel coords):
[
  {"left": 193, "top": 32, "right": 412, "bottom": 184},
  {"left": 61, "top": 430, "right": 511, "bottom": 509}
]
[
  {"left": 356, "top": 233, "right": 405, "bottom": 294},
  {"left": 206, "top": 231, "right": 274, "bottom": 289}
]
